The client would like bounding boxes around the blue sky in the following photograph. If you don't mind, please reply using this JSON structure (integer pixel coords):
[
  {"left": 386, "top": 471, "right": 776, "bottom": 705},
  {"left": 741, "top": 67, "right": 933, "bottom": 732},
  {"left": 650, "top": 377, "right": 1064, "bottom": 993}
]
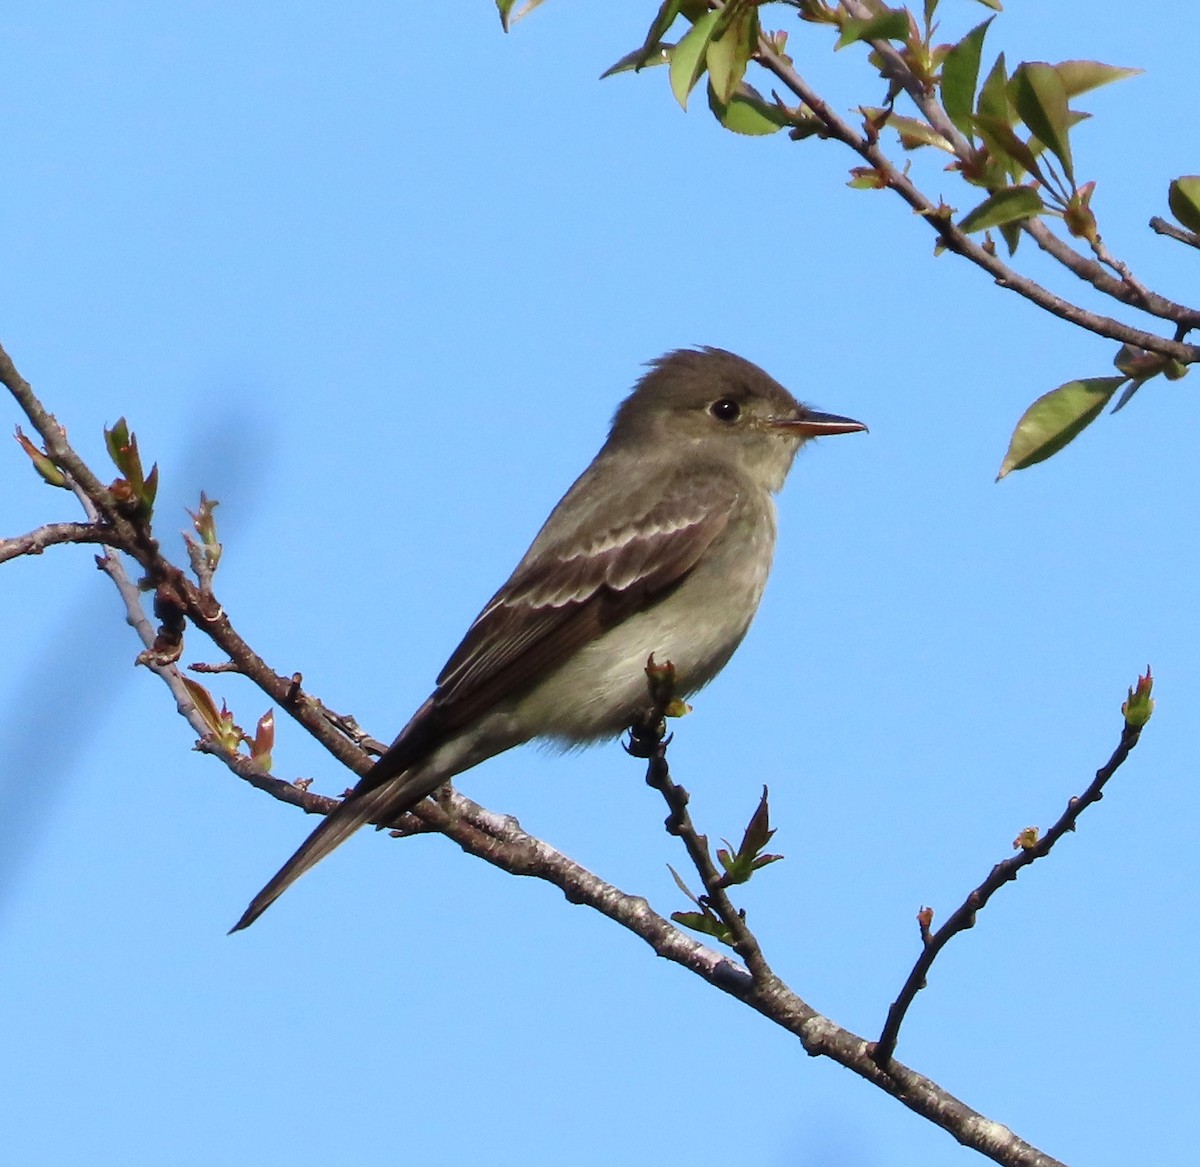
[{"left": 2, "top": 3, "right": 1197, "bottom": 1165}]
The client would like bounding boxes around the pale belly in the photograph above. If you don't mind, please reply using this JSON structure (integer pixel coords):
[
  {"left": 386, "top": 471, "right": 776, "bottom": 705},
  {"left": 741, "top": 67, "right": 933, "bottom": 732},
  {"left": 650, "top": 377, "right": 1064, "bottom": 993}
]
[{"left": 516, "top": 498, "right": 777, "bottom": 743}]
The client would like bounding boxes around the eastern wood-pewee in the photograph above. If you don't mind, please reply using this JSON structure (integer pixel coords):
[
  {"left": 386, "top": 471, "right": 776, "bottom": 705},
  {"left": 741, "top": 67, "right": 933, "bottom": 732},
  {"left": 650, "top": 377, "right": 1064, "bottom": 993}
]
[{"left": 232, "top": 347, "right": 865, "bottom": 931}]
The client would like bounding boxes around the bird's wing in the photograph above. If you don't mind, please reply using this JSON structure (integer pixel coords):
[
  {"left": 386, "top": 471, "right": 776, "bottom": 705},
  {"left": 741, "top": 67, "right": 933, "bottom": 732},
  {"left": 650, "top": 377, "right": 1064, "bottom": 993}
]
[
  {"left": 229, "top": 467, "right": 739, "bottom": 933},
  {"left": 354, "top": 466, "right": 739, "bottom": 799},
  {"left": 425, "top": 466, "right": 740, "bottom": 732}
]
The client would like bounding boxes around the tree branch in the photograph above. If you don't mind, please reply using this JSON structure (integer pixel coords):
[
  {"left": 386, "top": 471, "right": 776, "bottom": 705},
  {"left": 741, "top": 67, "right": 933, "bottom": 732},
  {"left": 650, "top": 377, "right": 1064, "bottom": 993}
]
[
  {"left": 1149, "top": 215, "right": 1200, "bottom": 252},
  {"left": 872, "top": 712, "right": 1147, "bottom": 1067},
  {"left": 834, "top": 0, "right": 1200, "bottom": 334},
  {"left": 0, "top": 342, "right": 1113, "bottom": 1166},
  {"left": 204, "top": 686, "right": 1067, "bottom": 1166},
  {"left": 0, "top": 520, "right": 117, "bottom": 564},
  {"left": 628, "top": 707, "right": 773, "bottom": 982},
  {"left": 0, "top": 343, "right": 130, "bottom": 521},
  {"left": 753, "top": 27, "right": 1200, "bottom": 359}
]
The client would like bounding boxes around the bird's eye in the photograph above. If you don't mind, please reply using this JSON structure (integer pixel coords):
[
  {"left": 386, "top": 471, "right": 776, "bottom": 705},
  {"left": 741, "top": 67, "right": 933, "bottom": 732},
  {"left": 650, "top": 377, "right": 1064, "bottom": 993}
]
[{"left": 709, "top": 398, "right": 741, "bottom": 423}]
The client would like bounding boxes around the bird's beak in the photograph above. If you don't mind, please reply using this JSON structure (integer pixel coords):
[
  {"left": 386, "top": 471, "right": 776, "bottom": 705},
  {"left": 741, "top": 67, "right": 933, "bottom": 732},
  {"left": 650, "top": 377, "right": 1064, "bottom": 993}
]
[{"left": 768, "top": 410, "right": 868, "bottom": 438}]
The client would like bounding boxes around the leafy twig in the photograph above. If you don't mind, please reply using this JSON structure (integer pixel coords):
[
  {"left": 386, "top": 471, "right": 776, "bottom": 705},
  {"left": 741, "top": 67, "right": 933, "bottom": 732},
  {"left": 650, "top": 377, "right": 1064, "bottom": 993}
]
[
  {"left": 626, "top": 660, "right": 774, "bottom": 981},
  {"left": 752, "top": 37, "right": 1200, "bottom": 362},
  {"left": 840, "top": 2, "right": 1200, "bottom": 331}
]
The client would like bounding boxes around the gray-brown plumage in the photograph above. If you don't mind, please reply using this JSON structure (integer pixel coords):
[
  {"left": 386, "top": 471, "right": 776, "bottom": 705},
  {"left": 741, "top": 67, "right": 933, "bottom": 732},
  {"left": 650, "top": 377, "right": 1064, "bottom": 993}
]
[{"left": 231, "top": 347, "right": 865, "bottom": 932}]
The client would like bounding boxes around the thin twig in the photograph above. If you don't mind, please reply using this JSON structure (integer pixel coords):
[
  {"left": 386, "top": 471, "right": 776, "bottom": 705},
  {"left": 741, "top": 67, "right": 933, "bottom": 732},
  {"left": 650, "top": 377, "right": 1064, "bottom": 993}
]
[
  {"left": 1150, "top": 215, "right": 1200, "bottom": 252},
  {"left": 873, "top": 716, "right": 1146, "bottom": 1067},
  {"left": 627, "top": 707, "right": 772, "bottom": 983},
  {"left": 93, "top": 544, "right": 226, "bottom": 743},
  {"left": 315, "top": 704, "right": 388, "bottom": 756},
  {"left": 754, "top": 42, "right": 1200, "bottom": 362},
  {"left": 833, "top": 0, "right": 1200, "bottom": 333},
  {"left": 1088, "top": 236, "right": 1154, "bottom": 302},
  {"left": 0, "top": 343, "right": 129, "bottom": 519},
  {"left": 0, "top": 521, "right": 116, "bottom": 564}
]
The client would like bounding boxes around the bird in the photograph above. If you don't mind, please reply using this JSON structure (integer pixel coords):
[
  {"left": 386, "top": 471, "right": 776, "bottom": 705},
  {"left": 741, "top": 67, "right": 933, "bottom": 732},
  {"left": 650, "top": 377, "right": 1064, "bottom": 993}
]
[{"left": 231, "top": 346, "right": 866, "bottom": 931}]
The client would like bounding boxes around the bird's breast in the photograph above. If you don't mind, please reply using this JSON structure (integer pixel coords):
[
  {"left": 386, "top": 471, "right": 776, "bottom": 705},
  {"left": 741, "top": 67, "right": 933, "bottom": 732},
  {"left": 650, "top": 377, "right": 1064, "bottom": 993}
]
[{"left": 517, "top": 493, "right": 778, "bottom": 744}]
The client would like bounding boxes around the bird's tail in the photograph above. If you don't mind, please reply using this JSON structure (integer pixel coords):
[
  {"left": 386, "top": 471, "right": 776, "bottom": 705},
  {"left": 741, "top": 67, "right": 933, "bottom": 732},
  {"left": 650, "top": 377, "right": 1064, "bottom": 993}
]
[{"left": 229, "top": 765, "right": 438, "bottom": 933}]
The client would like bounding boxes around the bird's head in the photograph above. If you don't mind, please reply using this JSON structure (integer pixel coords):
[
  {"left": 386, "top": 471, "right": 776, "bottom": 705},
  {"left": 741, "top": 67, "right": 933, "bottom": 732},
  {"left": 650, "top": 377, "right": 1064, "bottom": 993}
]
[{"left": 607, "top": 347, "right": 866, "bottom": 492}]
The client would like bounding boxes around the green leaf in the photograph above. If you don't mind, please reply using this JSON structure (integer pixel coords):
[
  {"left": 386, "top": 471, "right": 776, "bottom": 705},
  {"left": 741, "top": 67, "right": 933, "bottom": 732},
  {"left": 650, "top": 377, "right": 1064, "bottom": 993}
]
[
  {"left": 998, "top": 221, "right": 1022, "bottom": 255},
  {"left": 103, "top": 416, "right": 157, "bottom": 513},
  {"left": 974, "top": 0, "right": 1002, "bottom": 9},
  {"left": 957, "top": 184, "right": 1043, "bottom": 233},
  {"left": 250, "top": 709, "right": 275, "bottom": 770},
  {"left": 847, "top": 167, "right": 887, "bottom": 189},
  {"left": 972, "top": 113, "right": 1042, "bottom": 182},
  {"left": 495, "top": 0, "right": 548, "bottom": 32},
  {"left": 707, "top": 82, "right": 788, "bottom": 136},
  {"left": 923, "top": 0, "right": 939, "bottom": 26},
  {"left": 1109, "top": 379, "right": 1145, "bottom": 414},
  {"left": 941, "top": 18, "right": 993, "bottom": 138},
  {"left": 605, "top": 0, "right": 713, "bottom": 77},
  {"left": 1168, "top": 176, "right": 1200, "bottom": 235},
  {"left": 669, "top": 10, "right": 720, "bottom": 109},
  {"left": 182, "top": 678, "right": 225, "bottom": 738},
  {"left": 601, "top": 43, "right": 671, "bottom": 79},
  {"left": 706, "top": 5, "right": 758, "bottom": 104},
  {"left": 667, "top": 864, "right": 701, "bottom": 905},
  {"left": 996, "top": 376, "right": 1125, "bottom": 479},
  {"left": 665, "top": 865, "right": 732, "bottom": 942},
  {"left": 1054, "top": 59, "right": 1141, "bottom": 98},
  {"left": 1108, "top": 353, "right": 1187, "bottom": 411},
  {"left": 143, "top": 463, "right": 159, "bottom": 509},
  {"left": 975, "top": 51, "right": 1009, "bottom": 122},
  {"left": 628, "top": 0, "right": 706, "bottom": 72},
  {"left": 1010, "top": 62, "right": 1074, "bottom": 186},
  {"left": 714, "top": 786, "right": 785, "bottom": 888},
  {"left": 1113, "top": 343, "right": 1152, "bottom": 380},
  {"left": 882, "top": 112, "right": 953, "bottom": 152},
  {"left": 742, "top": 787, "right": 774, "bottom": 855},
  {"left": 835, "top": 10, "right": 910, "bottom": 50},
  {"left": 670, "top": 910, "right": 734, "bottom": 943},
  {"left": 186, "top": 491, "right": 223, "bottom": 569},
  {"left": 1121, "top": 667, "right": 1155, "bottom": 729},
  {"left": 1028, "top": 109, "right": 1090, "bottom": 158},
  {"left": 105, "top": 416, "right": 131, "bottom": 469},
  {"left": 974, "top": 53, "right": 1023, "bottom": 177},
  {"left": 13, "top": 426, "right": 68, "bottom": 488},
  {"left": 642, "top": 0, "right": 687, "bottom": 53}
]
